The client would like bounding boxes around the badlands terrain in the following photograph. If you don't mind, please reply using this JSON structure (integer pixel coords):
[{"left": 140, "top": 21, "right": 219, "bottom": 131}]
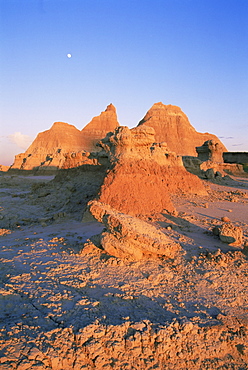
[{"left": 0, "top": 103, "right": 248, "bottom": 369}]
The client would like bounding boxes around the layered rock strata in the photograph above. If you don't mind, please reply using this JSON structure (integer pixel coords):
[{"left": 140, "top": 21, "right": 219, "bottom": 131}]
[
  {"left": 9, "top": 104, "right": 119, "bottom": 172},
  {"left": 96, "top": 125, "right": 207, "bottom": 216},
  {"left": 138, "top": 103, "right": 227, "bottom": 156},
  {"left": 9, "top": 102, "right": 228, "bottom": 171},
  {"left": 10, "top": 122, "right": 84, "bottom": 171},
  {"left": 81, "top": 103, "right": 119, "bottom": 151}
]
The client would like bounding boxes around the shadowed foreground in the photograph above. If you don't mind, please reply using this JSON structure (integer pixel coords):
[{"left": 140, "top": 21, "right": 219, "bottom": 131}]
[{"left": 0, "top": 172, "right": 247, "bottom": 369}]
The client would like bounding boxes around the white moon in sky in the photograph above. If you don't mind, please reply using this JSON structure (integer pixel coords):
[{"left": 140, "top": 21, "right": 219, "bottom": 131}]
[{"left": 67, "top": 53, "right": 72, "bottom": 58}]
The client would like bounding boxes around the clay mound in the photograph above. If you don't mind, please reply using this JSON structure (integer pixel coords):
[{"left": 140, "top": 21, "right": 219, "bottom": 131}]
[
  {"left": 81, "top": 103, "right": 119, "bottom": 152},
  {"left": 98, "top": 159, "right": 205, "bottom": 216},
  {"left": 138, "top": 102, "right": 227, "bottom": 156},
  {"left": 87, "top": 200, "right": 181, "bottom": 260},
  {"left": 97, "top": 125, "right": 207, "bottom": 216}
]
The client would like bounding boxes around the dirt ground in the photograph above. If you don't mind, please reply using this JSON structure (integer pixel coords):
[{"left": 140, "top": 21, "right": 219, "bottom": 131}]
[{"left": 0, "top": 172, "right": 247, "bottom": 370}]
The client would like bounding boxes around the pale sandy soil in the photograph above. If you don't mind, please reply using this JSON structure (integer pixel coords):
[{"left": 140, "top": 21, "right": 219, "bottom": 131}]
[{"left": 0, "top": 173, "right": 247, "bottom": 370}]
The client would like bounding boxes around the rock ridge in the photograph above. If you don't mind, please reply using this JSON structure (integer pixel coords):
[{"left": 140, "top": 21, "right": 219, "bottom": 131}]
[
  {"left": 138, "top": 102, "right": 227, "bottom": 156},
  {"left": 9, "top": 104, "right": 119, "bottom": 172}
]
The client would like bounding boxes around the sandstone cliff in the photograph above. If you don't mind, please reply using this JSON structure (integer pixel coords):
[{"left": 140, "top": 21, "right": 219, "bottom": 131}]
[{"left": 138, "top": 102, "right": 227, "bottom": 156}]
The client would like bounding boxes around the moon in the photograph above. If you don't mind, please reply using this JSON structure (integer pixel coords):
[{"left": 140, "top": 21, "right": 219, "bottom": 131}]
[{"left": 67, "top": 53, "right": 72, "bottom": 58}]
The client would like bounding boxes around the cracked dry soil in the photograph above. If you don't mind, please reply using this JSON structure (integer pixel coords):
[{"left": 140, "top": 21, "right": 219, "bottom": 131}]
[{"left": 0, "top": 173, "right": 248, "bottom": 370}]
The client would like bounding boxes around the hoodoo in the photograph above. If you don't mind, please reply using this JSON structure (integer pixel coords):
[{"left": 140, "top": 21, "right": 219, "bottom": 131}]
[{"left": 96, "top": 125, "right": 207, "bottom": 216}]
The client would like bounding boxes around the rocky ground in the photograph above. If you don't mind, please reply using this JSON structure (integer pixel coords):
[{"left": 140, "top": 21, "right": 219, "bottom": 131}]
[{"left": 0, "top": 172, "right": 248, "bottom": 370}]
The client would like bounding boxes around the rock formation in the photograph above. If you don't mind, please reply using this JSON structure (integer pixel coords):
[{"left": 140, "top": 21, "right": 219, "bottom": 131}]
[
  {"left": 87, "top": 200, "right": 181, "bottom": 260},
  {"left": 9, "top": 104, "right": 119, "bottom": 172},
  {"left": 183, "top": 139, "right": 245, "bottom": 179},
  {"left": 196, "top": 140, "right": 226, "bottom": 163},
  {"left": 197, "top": 140, "right": 244, "bottom": 177},
  {"left": 0, "top": 165, "right": 9, "bottom": 172},
  {"left": 96, "top": 125, "right": 207, "bottom": 216},
  {"left": 214, "top": 223, "right": 243, "bottom": 246},
  {"left": 138, "top": 102, "right": 227, "bottom": 156},
  {"left": 81, "top": 103, "right": 119, "bottom": 151},
  {"left": 9, "top": 102, "right": 229, "bottom": 172},
  {"left": 10, "top": 122, "right": 87, "bottom": 171}
]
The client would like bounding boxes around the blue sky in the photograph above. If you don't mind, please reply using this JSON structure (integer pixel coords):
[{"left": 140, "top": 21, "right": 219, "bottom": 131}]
[{"left": 0, "top": 0, "right": 248, "bottom": 165}]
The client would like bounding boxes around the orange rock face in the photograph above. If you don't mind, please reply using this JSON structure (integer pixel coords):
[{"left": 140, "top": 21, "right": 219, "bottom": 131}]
[
  {"left": 9, "top": 102, "right": 226, "bottom": 172},
  {"left": 0, "top": 165, "right": 10, "bottom": 172},
  {"left": 138, "top": 102, "right": 227, "bottom": 156},
  {"left": 28, "top": 121, "right": 85, "bottom": 155},
  {"left": 98, "top": 160, "right": 176, "bottom": 215},
  {"left": 10, "top": 121, "right": 86, "bottom": 171},
  {"left": 10, "top": 104, "right": 119, "bottom": 171},
  {"left": 81, "top": 104, "right": 119, "bottom": 151},
  {"left": 97, "top": 125, "right": 206, "bottom": 216}
]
